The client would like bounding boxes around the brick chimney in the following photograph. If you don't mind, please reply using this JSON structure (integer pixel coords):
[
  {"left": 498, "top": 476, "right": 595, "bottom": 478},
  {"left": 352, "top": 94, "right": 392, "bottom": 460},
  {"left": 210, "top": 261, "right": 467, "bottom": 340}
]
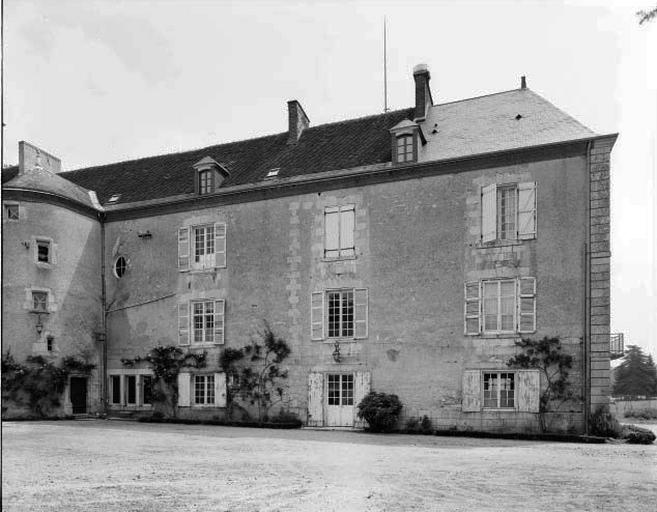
[
  {"left": 287, "top": 100, "right": 310, "bottom": 144},
  {"left": 413, "top": 64, "right": 433, "bottom": 122},
  {"left": 18, "top": 141, "right": 62, "bottom": 175}
]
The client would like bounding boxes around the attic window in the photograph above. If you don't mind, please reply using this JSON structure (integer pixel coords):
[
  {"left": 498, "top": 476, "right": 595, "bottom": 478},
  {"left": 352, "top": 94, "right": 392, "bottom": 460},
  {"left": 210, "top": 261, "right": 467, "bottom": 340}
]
[
  {"left": 199, "top": 169, "right": 214, "bottom": 194},
  {"left": 107, "top": 194, "right": 121, "bottom": 203},
  {"left": 265, "top": 168, "right": 280, "bottom": 179},
  {"left": 515, "top": 114, "right": 523, "bottom": 121}
]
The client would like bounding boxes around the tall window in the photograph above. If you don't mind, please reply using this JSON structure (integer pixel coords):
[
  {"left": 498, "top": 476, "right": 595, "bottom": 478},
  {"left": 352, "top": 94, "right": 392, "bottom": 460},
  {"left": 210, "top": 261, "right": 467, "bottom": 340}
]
[
  {"left": 142, "top": 376, "right": 153, "bottom": 405},
  {"left": 194, "top": 375, "right": 215, "bottom": 405},
  {"left": 194, "top": 225, "right": 215, "bottom": 267},
  {"left": 483, "top": 372, "right": 515, "bottom": 408},
  {"left": 482, "top": 280, "right": 516, "bottom": 333},
  {"left": 328, "top": 290, "right": 354, "bottom": 338},
  {"left": 199, "top": 170, "right": 213, "bottom": 194},
  {"left": 324, "top": 205, "right": 355, "bottom": 258},
  {"left": 32, "top": 291, "right": 48, "bottom": 312},
  {"left": 126, "top": 376, "right": 137, "bottom": 405},
  {"left": 193, "top": 301, "right": 215, "bottom": 343},
  {"left": 110, "top": 376, "right": 121, "bottom": 405},
  {"left": 36, "top": 240, "right": 51, "bottom": 263},
  {"left": 396, "top": 135, "right": 414, "bottom": 163},
  {"left": 497, "top": 186, "right": 517, "bottom": 240}
]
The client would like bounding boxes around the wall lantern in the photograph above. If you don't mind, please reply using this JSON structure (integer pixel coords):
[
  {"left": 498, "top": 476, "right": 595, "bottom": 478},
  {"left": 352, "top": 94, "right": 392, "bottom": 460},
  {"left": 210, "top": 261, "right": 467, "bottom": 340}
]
[
  {"left": 332, "top": 341, "right": 341, "bottom": 363},
  {"left": 35, "top": 313, "right": 44, "bottom": 335},
  {"left": 137, "top": 231, "right": 152, "bottom": 239}
]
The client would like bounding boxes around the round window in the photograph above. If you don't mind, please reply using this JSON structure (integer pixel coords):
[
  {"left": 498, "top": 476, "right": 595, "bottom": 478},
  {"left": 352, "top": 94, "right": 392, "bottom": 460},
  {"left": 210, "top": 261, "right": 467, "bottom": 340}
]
[{"left": 114, "top": 256, "right": 127, "bottom": 278}]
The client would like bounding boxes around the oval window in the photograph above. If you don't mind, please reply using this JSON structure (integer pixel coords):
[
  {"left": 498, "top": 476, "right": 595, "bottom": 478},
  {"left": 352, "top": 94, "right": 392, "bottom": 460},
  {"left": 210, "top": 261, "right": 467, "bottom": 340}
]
[{"left": 114, "top": 256, "right": 127, "bottom": 278}]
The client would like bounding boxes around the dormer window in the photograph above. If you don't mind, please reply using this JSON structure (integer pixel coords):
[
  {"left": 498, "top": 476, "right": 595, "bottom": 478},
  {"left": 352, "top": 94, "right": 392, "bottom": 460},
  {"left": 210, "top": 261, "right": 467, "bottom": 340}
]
[
  {"left": 389, "top": 119, "right": 425, "bottom": 165},
  {"left": 193, "top": 156, "right": 230, "bottom": 195},
  {"left": 396, "top": 135, "right": 415, "bottom": 163}
]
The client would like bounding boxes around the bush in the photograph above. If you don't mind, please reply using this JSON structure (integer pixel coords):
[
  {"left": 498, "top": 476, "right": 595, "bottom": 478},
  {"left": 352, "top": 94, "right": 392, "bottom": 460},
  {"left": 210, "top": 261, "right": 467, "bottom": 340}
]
[
  {"left": 589, "top": 405, "right": 622, "bottom": 438},
  {"left": 621, "top": 424, "right": 656, "bottom": 445},
  {"left": 357, "top": 392, "right": 403, "bottom": 433},
  {"left": 624, "top": 408, "right": 657, "bottom": 420}
]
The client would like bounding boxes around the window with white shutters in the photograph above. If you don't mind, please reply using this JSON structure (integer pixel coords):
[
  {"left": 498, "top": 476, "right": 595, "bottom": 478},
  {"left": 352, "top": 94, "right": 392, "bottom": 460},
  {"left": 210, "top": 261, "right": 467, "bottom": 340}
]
[
  {"left": 481, "top": 182, "right": 537, "bottom": 242},
  {"left": 178, "top": 222, "right": 227, "bottom": 271},
  {"left": 463, "top": 278, "right": 537, "bottom": 335},
  {"left": 324, "top": 205, "right": 355, "bottom": 259},
  {"left": 311, "top": 288, "right": 368, "bottom": 340},
  {"left": 179, "top": 299, "right": 225, "bottom": 345}
]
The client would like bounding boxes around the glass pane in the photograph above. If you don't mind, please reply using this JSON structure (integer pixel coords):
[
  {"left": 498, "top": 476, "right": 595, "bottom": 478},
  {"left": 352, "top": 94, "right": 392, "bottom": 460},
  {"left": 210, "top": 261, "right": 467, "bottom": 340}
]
[
  {"left": 37, "top": 243, "right": 49, "bottom": 262},
  {"left": 126, "top": 376, "right": 136, "bottom": 404},
  {"left": 328, "top": 374, "right": 340, "bottom": 405},
  {"left": 340, "top": 209, "right": 355, "bottom": 252},
  {"left": 483, "top": 373, "right": 497, "bottom": 408},
  {"left": 325, "top": 212, "right": 339, "bottom": 251},
  {"left": 341, "top": 291, "right": 354, "bottom": 337},
  {"left": 206, "top": 226, "right": 214, "bottom": 254},
  {"left": 328, "top": 292, "right": 340, "bottom": 338},
  {"left": 111, "top": 376, "right": 121, "bottom": 404},
  {"left": 207, "top": 375, "right": 215, "bottom": 404},
  {"left": 195, "top": 376, "right": 204, "bottom": 404},
  {"left": 483, "top": 282, "right": 497, "bottom": 298},
  {"left": 195, "top": 228, "right": 205, "bottom": 260},
  {"left": 342, "top": 375, "right": 354, "bottom": 405}
]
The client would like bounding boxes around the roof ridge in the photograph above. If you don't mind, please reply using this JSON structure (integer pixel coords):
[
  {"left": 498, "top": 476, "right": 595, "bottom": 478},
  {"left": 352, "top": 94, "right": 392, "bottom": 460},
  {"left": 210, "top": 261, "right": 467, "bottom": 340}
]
[
  {"left": 435, "top": 88, "right": 524, "bottom": 107},
  {"left": 303, "top": 106, "right": 414, "bottom": 130}
]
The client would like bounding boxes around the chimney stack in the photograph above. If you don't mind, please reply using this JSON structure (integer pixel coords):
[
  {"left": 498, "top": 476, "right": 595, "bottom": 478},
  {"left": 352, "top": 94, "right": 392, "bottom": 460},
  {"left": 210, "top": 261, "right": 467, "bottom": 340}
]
[
  {"left": 521, "top": 76, "right": 527, "bottom": 89},
  {"left": 413, "top": 64, "right": 433, "bottom": 122},
  {"left": 18, "top": 141, "right": 62, "bottom": 175},
  {"left": 287, "top": 100, "right": 310, "bottom": 144}
]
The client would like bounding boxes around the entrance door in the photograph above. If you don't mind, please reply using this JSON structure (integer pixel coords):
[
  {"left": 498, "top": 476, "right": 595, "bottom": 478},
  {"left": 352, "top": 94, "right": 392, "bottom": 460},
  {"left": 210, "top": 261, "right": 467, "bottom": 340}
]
[
  {"left": 70, "top": 377, "right": 87, "bottom": 414},
  {"left": 326, "top": 374, "right": 354, "bottom": 426}
]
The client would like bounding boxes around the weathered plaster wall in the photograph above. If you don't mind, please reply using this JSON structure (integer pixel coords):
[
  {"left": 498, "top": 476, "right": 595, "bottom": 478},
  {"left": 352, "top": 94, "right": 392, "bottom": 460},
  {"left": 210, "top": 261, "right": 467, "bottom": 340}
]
[
  {"left": 1, "top": 199, "right": 102, "bottom": 415},
  {"left": 104, "top": 153, "right": 589, "bottom": 432}
]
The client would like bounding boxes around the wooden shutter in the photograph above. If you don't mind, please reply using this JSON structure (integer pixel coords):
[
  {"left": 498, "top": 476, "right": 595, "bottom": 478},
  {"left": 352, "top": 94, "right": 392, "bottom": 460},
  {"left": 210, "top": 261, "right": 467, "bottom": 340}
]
[
  {"left": 464, "top": 282, "right": 481, "bottom": 335},
  {"left": 178, "top": 302, "right": 190, "bottom": 345},
  {"left": 518, "top": 277, "right": 536, "bottom": 333},
  {"left": 214, "top": 222, "right": 227, "bottom": 268},
  {"left": 177, "top": 373, "right": 191, "bottom": 407},
  {"left": 213, "top": 299, "right": 225, "bottom": 344},
  {"left": 354, "top": 288, "right": 368, "bottom": 339},
  {"left": 311, "top": 292, "right": 324, "bottom": 340},
  {"left": 178, "top": 227, "right": 190, "bottom": 270},
  {"left": 516, "top": 370, "right": 540, "bottom": 412},
  {"left": 353, "top": 371, "right": 371, "bottom": 428},
  {"left": 214, "top": 372, "right": 227, "bottom": 408},
  {"left": 518, "top": 182, "right": 537, "bottom": 239},
  {"left": 481, "top": 184, "right": 497, "bottom": 243},
  {"left": 307, "top": 372, "right": 324, "bottom": 427},
  {"left": 462, "top": 370, "right": 482, "bottom": 412}
]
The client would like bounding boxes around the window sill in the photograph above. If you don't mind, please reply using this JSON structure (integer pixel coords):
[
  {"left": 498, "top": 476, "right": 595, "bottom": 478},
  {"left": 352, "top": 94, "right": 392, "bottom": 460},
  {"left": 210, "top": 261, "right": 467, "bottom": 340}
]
[
  {"left": 322, "top": 338, "right": 363, "bottom": 344},
  {"left": 181, "top": 267, "right": 227, "bottom": 274},
  {"left": 322, "top": 255, "right": 357, "bottom": 262},
  {"left": 188, "top": 342, "right": 223, "bottom": 348},
  {"left": 482, "top": 407, "right": 517, "bottom": 412},
  {"left": 475, "top": 238, "right": 535, "bottom": 249},
  {"left": 30, "top": 309, "right": 50, "bottom": 315},
  {"left": 191, "top": 403, "right": 219, "bottom": 408},
  {"left": 35, "top": 262, "right": 53, "bottom": 269}
]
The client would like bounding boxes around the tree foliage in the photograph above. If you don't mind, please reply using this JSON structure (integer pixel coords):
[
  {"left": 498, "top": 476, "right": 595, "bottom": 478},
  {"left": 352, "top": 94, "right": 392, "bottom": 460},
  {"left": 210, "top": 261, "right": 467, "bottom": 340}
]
[
  {"left": 507, "top": 336, "right": 575, "bottom": 432},
  {"left": 219, "top": 322, "right": 291, "bottom": 422},
  {"left": 637, "top": 6, "right": 657, "bottom": 24},
  {"left": 356, "top": 392, "right": 403, "bottom": 432},
  {"left": 612, "top": 345, "right": 657, "bottom": 397}
]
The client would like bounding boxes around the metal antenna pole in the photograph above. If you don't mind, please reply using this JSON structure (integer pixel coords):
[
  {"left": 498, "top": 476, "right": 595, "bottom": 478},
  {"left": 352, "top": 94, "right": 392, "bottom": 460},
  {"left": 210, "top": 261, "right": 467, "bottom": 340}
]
[{"left": 384, "top": 17, "right": 389, "bottom": 113}]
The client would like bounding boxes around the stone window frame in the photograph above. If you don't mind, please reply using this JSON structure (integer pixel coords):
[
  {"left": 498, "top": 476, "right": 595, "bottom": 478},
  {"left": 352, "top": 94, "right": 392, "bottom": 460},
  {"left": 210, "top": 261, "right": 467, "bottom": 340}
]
[
  {"left": 114, "top": 256, "right": 128, "bottom": 278},
  {"left": 33, "top": 236, "right": 56, "bottom": 268},
  {"left": 178, "top": 298, "right": 226, "bottom": 347},
  {"left": 311, "top": 288, "right": 368, "bottom": 342},
  {"left": 323, "top": 204, "right": 356, "bottom": 260},
  {"left": 193, "top": 374, "right": 216, "bottom": 406},
  {"left": 481, "top": 182, "right": 537, "bottom": 244},
  {"left": 4, "top": 202, "right": 20, "bottom": 221},
  {"left": 177, "top": 221, "right": 227, "bottom": 272},
  {"left": 108, "top": 370, "right": 154, "bottom": 409},
  {"left": 24, "top": 286, "right": 56, "bottom": 314},
  {"left": 482, "top": 371, "right": 516, "bottom": 409}
]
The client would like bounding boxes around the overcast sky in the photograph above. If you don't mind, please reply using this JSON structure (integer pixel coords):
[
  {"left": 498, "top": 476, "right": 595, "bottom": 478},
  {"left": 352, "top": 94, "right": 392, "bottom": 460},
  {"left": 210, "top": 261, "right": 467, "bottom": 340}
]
[{"left": 2, "top": 0, "right": 656, "bottom": 356}]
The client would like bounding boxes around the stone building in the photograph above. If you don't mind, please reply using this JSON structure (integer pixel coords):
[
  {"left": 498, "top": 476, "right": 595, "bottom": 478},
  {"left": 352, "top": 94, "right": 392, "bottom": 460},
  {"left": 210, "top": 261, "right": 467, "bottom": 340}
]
[{"left": 1, "top": 65, "right": 616, "bottom": 432}]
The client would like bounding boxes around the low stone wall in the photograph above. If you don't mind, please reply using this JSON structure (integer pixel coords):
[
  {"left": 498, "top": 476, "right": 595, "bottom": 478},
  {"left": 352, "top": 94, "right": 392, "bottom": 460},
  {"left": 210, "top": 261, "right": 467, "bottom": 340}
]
[{"left": 610, "top": 399, "right": 657, "bottom": 418}]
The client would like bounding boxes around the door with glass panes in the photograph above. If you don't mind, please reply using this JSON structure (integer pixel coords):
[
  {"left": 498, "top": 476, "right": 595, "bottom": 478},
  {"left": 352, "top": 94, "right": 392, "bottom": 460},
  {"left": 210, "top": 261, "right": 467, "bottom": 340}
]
[{"left": 326, "top": 373, "right": 354, "bottom": 426}]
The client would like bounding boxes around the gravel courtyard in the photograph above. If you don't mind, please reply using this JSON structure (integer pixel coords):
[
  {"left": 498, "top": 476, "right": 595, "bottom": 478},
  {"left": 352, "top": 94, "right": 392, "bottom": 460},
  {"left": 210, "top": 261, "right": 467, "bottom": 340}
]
[{"left": 2, "top": 420, "right": 656, "bottom": 512}]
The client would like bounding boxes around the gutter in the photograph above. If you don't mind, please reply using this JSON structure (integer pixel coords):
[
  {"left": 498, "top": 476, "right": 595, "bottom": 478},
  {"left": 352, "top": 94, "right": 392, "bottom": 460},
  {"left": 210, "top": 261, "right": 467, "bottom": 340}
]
[{"left": 584, "top": 140, "right": 592, "bottom": 434}]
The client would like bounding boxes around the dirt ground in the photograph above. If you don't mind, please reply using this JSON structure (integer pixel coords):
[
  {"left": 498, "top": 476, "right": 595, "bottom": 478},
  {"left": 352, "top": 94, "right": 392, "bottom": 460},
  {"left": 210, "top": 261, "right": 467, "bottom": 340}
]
[{"left": 2, "top": 421, "right": 656, "bottom": 512}]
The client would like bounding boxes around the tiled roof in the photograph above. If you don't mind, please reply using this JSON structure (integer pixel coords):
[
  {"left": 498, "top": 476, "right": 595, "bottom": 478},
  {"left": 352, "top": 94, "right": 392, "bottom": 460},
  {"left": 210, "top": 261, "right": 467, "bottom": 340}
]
[
  {"left": 2, "top": 165, "right": 97, "bottom": 209},
  {"left": 2, "top": 87, "right": 599, "bottom": 207},
  {"left": 419, "top": 88, "right": 596, "bottom": 161}
]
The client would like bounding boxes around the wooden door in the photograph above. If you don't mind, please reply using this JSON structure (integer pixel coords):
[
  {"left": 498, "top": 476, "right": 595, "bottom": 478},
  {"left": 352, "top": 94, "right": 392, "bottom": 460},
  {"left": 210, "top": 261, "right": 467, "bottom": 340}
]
[
  {"left": 70, "top": 377, "right": 87, "bottom": 414},
  {"left": 326, "top": 374, "right": 354, "bottom": 427}
]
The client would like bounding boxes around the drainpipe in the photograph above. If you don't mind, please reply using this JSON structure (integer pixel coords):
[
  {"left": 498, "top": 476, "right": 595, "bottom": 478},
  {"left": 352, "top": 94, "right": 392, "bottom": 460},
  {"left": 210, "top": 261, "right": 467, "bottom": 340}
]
[
  {"left": 100, "top": 214, "right": 108, "bottom": 414},
  {"left": 583, "top": 141, "right": 592, "bottom": 434}
]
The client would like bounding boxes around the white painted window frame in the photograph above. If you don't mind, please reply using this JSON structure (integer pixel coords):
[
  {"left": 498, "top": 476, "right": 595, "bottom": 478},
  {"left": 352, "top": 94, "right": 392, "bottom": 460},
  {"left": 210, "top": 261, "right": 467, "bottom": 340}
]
[
  {"left": 482, "top": 279, "right": 516, "bottom": 334},
  {"left": 481, "top": 182, "right": 537, "bottom": 243},
  {"left": 107, "top": 370, "right": 155, "bottom": 408},
  {"left": 482, "top": 371, "right": 516, "bottom": 410},
  {"left": 193, "top": 374, "right": 215, "bottom": 406}
]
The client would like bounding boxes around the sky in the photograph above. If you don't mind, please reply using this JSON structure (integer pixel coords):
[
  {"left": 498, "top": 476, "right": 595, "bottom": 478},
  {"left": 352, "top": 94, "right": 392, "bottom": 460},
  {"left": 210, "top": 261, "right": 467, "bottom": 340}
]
[{"left": 2, "top": 0, "right": 656, "bottom": 356}]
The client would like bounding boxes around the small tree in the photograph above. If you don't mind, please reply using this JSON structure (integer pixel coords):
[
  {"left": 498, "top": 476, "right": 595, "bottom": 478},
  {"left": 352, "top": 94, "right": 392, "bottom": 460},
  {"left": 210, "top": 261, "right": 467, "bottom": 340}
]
[
  {"left": 507, "top": 336, "right": 575, "bottom": 433},
  {"left": 357, "top": 392, "right": 403, "bottom": 432},
  {"left": 613, "top": 345, "right": 657, "bottom": 397},
  {"left": 223, "top": 322, "right": 291, "bottom": 422}
]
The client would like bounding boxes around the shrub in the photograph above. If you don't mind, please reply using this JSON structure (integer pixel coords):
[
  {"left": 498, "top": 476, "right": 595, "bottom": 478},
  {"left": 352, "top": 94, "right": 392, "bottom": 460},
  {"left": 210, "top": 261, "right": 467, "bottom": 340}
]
[
  {"left": 589, "top": 405, "right": 622, "bottom": 438},
  {"left": 420, "top": 415, "right": 433, "bottom": 434},
  {"left": 357, "top": 392, "right": 403, "bottom": 433},
  {"left": 621, "top": 424, "right": 656, "bottom": 445},
  {"left": 405, "top": 417, "right": 419, "bottom": 431},
  {"left": 624, "top": 408, "right": 657, "bottom": 420}
]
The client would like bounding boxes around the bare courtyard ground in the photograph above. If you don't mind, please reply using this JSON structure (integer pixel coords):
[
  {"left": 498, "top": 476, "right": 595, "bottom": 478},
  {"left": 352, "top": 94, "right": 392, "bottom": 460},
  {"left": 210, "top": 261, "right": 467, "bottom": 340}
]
[{"left": 2, "top": 420, "right": 656, "bottom": 512}]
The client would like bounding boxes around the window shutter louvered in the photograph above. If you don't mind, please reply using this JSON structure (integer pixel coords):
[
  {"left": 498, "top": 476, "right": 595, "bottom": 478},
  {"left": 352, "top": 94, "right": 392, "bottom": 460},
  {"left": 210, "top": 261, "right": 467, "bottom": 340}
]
[
  {"left": 518, "top": 277, "right": 536, "bottom": 333},
  {"left": 464, "top": 281, "right": 481, "bottom": 335},
  {"left": 354, "top": 288, "right": 368, "bottom": 339},
  {"left": 177, "top": 373, "right": 191, "bottom": 407},
  {"left": 307, "top": 372, "right": 324, "bottom": 427},
  {"left": 462, "top": 370, "right": 482, "bottom": 412},
  {"left": 311, "top": 292, "right": 324, "bottom": 340},
  {"left": 213, "top": 299, "right": 225, "bottom": 344},
  {"left": 214, "top": 372, "right": 227, "bottom": 407},
  {"left": 178, "top": 227, "right": 190, "bottom": 270},
  {"left": 178, "top": 302, "right": 190, "bottom": 345},
  {"left": 481, "top": 184, "right": 497, "bottom": 243},
  {"left": 516, "top": 370, "right": 540, "bottom": 412},
  {"left": 214, "top": 222, "right": 226, "bottom": 268},
  {"left": 518, "top": 182, "right": 537, "bottom": 239},
  {"left": 353, "top": 371, "right": 371, "bottom": 428}
]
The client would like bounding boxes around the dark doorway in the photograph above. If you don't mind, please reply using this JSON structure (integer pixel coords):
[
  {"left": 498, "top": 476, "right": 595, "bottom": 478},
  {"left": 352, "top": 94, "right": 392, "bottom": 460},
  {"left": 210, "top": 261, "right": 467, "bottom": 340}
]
[{"left": 70, "top": 377, "right": 87, "bottom": 414}]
